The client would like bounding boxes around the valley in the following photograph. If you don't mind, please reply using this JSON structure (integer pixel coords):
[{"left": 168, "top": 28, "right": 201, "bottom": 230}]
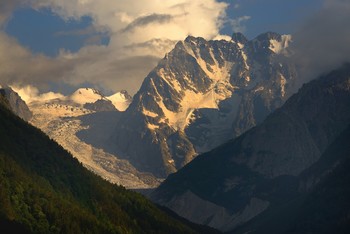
[{"left": 1, "top": 2, "right": 349, "bottom": 231}]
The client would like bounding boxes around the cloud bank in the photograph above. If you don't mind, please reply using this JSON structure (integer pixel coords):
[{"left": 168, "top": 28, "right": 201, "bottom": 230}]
[
  {"left": 10, "top": 85, "right": 65, "bottom": 104},
  {"left": 0, "top": 0, "right": 229, "bottom": 94},
  {"left": 230, "top": 15, "right": 251, "bottom": 34},
  {"left": 291, "top": 0, "right": 350, "bottom": 84}
]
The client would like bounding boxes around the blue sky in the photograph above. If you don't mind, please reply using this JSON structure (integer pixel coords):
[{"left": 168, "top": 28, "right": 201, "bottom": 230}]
[{"left": 5, "top": 8, "right": 109, "bottom": 57}]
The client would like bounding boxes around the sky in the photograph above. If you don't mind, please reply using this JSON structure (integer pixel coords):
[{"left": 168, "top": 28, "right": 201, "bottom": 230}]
[{"left": 0, "top": 0, "right": 348, "bottom": 100}]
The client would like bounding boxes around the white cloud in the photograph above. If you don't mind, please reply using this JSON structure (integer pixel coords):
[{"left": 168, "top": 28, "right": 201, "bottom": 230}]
[
  {"left": 230, "top": 15, "right": 251, "bottom": 34},
  {"left": 213, "top": 34, "right": 232, "bottom": 41},
  {"left": 11, "top": 85, "right": 65, "bottom": 104},
  {"left": 0, "top": 0, "right": 229, "bottom": 95}
]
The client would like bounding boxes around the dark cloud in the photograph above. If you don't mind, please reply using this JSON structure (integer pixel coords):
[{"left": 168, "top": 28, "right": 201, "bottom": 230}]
[
  {"left": 121, "top": 13, "right": 174, "bottom": 33},
  {"left": 291, "top": 0, "right": 350, "bottom": 84},
  {"left": 0, "top": 31, "right": 160, "bottom": 94},
  {"left": 0, "top": 0, "right": 29, "bottom": 27},
  {"left": 106, "top": 55, "right": 160, "bottom": 93}
]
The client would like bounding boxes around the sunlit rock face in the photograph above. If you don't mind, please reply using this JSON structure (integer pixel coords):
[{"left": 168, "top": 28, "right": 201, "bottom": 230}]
[
  {"left": 8, "top": 31, "right": 296, "bottom": 186},
  {"left": 110, "top": 32, "right": 297, "bottom": 177},
  {"left": 151, "top": 64, "right": 350, "bottom": 232},
  {"left": 0, "top": 87, "right": 32, "bottom": 121}
]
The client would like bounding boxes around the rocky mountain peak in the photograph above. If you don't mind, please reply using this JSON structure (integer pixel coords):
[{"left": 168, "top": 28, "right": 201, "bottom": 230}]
[
  {"left": 251, "top": 32, "right": 292, "bottom": 55},
  {"left": 107, "top": 90, "right": 132, "bottom": 111},
  {"left": 110, "top": 32, "right": 298, "bottom": 177},
  {"left": 152, "top": 63, "right": 350, "bottom": 232},
  {"left": 255, "top": 31, "right": 282, "bottom": 41},
  {"left": 119, "top": 90, "right": 132, "bottom": 99},
  {"left": 231, "top": 32, "right": 248, "bottom": 45},
  {"left": 70, "top": 87, "right": 106, "bottom": 105},
  {"left": 66, "top": 87, "right": 132, "bottom": 111}
]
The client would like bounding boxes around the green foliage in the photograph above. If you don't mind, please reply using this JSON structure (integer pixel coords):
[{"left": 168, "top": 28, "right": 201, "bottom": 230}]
[{"left": 0, "top": 101, "right": 209, "bottom": 233}]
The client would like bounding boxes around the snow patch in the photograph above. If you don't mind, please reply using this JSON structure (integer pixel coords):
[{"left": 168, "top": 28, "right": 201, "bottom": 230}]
[
  {"left": 147, "top": 123, "right": 159, "bottom": 130},
  {"left": 269, "top": 34, "right": 292, "bottom": 54},
  {"left": 168, "top": 159, "right": 175, "bottom": 164},
  {"left": 158, "top": 68, "right": 182, "bottom": 93},
  {"left": 107, "top": 91, "right": 132, "bottom": 111},
  {"left": 213, "top": 34, "right": 232, "bottom": 42},
  {"left": 143, "top": 109, "right": 159, "bottom": 118},
  {"left": 254, "top": 87, "right": 264, "bottom": 93},
  {"left": 279, "top": 74, "right": 287, "bottom": 97},
  {"left": 237, "top": 42, "right": 244, "bottom": 49},
  {"left": 70, "top": 88, "right": 106, "bottom": 105},
  {"left": 194, "top": 47, "right": 233, "bottom": 82},
  {"left": 240, "top": 49, "right": 250, "bottom": 70}
]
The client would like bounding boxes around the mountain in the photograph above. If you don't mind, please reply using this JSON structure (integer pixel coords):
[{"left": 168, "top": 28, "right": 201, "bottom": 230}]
[
  {"left": 37, "top": 87, "right": 132, "bottom": 112},
  {"left": 232, "top": 124, "right": 350, "bottom": 234},
  {"left": 0, "top": 93, "right": 218, "bottom": 234},
  {"left": 0, "top": 87, "right": 32, "bottom": 121},
  {"left": 26, "top": 88, "right": 157, "bottom": 189},
  {"left": 107, "top": 90, "right": 132, "bottom": 111},
  {"left": 69, "top": 88, "right": 132, "bottom": 112},
  {"left": 109, "top": 32, "right": 297, "bottom": 177},
  {"left": 151, "top": 64, "right": 350, "bottom": 232},
  {"left": 83, "top": 99, "right": 117, "bottom": 112},
  {"left": 69, "top": 88, "right": 107, "bottom": 105}
]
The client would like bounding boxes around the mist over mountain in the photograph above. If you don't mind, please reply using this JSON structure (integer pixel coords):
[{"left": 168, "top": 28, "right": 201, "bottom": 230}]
[
  {"left": 291, "top": 0, "right": 350, "bottom": 87},
  {"left": 151, "top": 64, "right": 350, "bottom": 232}
]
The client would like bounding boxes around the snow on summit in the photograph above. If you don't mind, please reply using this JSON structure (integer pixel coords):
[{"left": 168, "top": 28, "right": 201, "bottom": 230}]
[
  {"left": 107, "top": 90, "right": 132, "bottom": 111},
  {"left": 70, "top": 88, "right": 132, "bottom": 111},
  {"left": 269, "top": 34, "right": 292, "bottom": 55},
  {"left": 70, "top": 88, "right": 106, "bottom": 105}
]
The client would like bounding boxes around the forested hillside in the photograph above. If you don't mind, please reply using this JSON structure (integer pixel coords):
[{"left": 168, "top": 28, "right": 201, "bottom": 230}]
[{"left": 0, "top": 94, "right": 217, "bottom": 234}]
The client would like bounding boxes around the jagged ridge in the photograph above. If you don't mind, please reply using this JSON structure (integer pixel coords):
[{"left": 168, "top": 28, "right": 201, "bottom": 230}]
[
  {"left": 151, "top": 63, "right": 350, "bottom": 232},
  {"left": 110, "top": 32, "right": 297, "bottom": 177}
]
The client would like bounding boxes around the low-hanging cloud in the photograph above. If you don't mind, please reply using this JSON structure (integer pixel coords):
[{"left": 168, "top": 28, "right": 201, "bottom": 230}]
[
  {"left": 291, "top": 0, "right": 350, "bottom": 84},
  {"left": 230, "top": 15, "right": 251, "bottom": 34},
  {"left": 0, "top": 0, "right": 229, "bottom": 95},
  {"left": 121, "top": 14, "right": 174, "bottom": 33},
  {"left": 10, "top": 85, "right": 65, "bottom": 104}
]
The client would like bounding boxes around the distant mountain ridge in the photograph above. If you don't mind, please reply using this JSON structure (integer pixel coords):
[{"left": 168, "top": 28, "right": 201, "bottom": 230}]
[
  {"left": 110, "top": 32, "right": 298, "bottom": 177},
  {"left": 151, "top": 63, "right": 350, "bottom": 232},
  {"left": 27, "top": 87, "right": 133, "bottom": 112},
  {"left": 26, "top": 87, "right": 157, "bottom": 189}
]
